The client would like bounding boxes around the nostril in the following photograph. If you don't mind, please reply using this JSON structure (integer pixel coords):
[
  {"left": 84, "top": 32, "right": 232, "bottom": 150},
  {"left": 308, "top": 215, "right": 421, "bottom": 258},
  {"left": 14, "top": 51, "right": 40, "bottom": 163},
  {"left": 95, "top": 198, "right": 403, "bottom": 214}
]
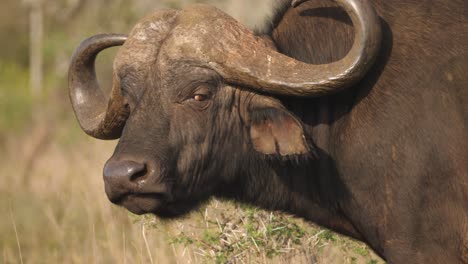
[
  {"left": 103, "top": 160, "right": 147, "bottom": 184},
  {"left": 130, "top": 166, "right": 147, "bottom": 182}
]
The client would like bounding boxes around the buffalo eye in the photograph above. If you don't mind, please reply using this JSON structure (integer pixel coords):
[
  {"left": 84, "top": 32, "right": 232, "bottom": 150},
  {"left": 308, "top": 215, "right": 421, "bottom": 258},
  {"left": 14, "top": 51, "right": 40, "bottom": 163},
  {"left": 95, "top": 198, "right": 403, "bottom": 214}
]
[
  {"left": 181, "top": 83, "right": 214, "bottom": 108},
  {"left": 189, "top": 85, "right": 213, "bottom": 102},
  {"left": 193, "top": 94, "right": 208, "bottom": 101}
]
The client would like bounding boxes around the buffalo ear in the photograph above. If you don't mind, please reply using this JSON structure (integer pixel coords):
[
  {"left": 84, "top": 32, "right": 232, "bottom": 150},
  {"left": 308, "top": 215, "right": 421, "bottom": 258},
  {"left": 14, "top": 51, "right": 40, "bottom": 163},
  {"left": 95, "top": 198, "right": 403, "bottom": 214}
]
[{"left": 249, "top": 107, "right": 310, "bottom": 156}]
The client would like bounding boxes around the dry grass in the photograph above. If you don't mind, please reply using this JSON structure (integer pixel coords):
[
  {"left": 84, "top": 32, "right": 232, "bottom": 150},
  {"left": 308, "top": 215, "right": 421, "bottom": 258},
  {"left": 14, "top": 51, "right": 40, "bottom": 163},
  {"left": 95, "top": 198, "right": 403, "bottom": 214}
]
[
  {"left": 0, "top": 120, "right": 384, "bottom": 264},
  {"left": 1, "top": 125, "right": 170, "bottom": 263}
]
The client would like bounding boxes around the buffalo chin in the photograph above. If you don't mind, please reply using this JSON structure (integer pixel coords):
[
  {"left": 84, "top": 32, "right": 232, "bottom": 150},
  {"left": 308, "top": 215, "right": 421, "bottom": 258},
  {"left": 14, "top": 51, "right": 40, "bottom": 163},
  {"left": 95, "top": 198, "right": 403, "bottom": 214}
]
[
  {"left": 151, "top": 199, "right": 206, "bottom": 219},
  {"left": 119, "top": 194, "right": 165, "bottom": 215},
  {"left": 118, "top": 193, "right": 206, "bottom": 218}
]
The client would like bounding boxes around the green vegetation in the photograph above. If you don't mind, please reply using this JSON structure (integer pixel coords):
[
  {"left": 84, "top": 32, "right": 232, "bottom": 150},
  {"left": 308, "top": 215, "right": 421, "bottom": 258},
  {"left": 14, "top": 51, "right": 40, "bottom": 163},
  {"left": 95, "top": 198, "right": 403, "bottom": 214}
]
[
  {"left": 167, "top": 204, "right": 309, "bottom": 262},
  {"left": 0, "top": 62, "right": 32, "bottom": 134},
  {"left": 128, "top": 200, "right": 384, "bottom": 263}
]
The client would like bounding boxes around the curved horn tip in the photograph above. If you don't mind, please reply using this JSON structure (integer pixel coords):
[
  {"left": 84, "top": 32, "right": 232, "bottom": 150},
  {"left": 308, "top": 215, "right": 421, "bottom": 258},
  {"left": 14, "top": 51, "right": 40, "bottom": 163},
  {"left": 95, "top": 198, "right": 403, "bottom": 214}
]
[
  {"left": 225, "top": 0, "right": 381, "bottom": 97},
  {"left": 68, "top": 33, "right": 129, "bottom": 140}
]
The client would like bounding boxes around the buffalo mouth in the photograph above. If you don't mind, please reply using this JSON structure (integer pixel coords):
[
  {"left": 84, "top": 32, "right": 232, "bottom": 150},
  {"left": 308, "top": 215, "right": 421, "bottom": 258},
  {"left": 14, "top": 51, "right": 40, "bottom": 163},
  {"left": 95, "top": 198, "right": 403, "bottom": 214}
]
[
  {"left": 111, "top": 191, "right": 207, "bottom": 218},
  {"left": 113, "top": 193, "right": 168, "bottom": 215}
]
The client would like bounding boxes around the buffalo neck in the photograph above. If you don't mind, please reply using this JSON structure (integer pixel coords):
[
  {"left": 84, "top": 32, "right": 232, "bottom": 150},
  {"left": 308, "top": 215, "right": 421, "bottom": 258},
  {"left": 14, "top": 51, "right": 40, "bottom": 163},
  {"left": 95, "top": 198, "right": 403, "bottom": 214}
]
[{"left": 216, "top": 108, "right": 364, "bottom": 241}]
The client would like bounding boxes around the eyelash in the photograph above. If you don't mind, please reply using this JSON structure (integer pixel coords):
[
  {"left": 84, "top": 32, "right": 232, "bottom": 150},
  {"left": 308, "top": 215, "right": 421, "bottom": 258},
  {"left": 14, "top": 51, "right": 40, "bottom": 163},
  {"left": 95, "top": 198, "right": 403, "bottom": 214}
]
[{"left": 189, "top": 84, "right": 214, "bottom": 102}]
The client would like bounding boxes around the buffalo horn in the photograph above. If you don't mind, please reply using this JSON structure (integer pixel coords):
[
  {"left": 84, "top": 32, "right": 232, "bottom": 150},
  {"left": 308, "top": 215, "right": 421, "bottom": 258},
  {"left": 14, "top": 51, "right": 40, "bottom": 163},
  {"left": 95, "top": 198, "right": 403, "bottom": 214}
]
[
  {"left": 223, "top": 0, "right": 382, "bottom": 97},
  {"left": 69, "top": 34, "right": 129, "bottom": 139}
]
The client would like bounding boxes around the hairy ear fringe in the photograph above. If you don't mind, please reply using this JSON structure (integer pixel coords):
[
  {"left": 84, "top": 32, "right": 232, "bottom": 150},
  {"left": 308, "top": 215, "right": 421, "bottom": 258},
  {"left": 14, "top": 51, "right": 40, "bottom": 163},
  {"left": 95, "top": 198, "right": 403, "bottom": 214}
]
[
  {"left": 260, "top": 135, "right": 318, "bottom": 165},
  {"left": 250, "top": 107, "right": 318, "bottom": 159}
]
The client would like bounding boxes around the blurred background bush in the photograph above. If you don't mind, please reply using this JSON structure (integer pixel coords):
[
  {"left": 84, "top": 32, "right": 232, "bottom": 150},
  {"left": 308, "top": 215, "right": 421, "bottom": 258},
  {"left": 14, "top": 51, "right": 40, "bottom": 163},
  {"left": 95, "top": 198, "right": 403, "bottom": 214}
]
[{"left": 0, "top": 0, "right": 383, "bottom": 263}]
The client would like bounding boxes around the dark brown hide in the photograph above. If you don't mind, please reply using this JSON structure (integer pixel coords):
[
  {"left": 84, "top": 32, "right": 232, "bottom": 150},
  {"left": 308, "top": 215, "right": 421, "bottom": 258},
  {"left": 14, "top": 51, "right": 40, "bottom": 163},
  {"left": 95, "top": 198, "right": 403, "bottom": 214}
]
[{"left": 266, "top": 0, "right": 467, "bottom": 263}]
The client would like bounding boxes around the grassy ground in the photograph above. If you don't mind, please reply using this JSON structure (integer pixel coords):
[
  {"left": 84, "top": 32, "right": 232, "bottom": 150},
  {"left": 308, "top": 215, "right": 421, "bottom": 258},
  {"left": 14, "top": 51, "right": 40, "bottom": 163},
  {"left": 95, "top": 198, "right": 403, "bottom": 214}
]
[{"left": 0, "top": 120, "right": 384, "bottom": 264}]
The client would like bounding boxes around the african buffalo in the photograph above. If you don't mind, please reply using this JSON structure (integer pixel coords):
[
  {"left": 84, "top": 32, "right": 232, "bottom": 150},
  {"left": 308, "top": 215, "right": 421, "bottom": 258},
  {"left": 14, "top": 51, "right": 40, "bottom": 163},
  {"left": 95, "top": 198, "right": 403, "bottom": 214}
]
[{"left": 68, "top": 0, "right": 467, "bottom": 262}]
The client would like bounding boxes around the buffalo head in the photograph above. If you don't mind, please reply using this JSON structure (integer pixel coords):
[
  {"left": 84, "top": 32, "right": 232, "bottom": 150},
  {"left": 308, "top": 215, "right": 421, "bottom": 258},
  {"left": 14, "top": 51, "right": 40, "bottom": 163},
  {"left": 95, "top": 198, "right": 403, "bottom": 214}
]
[{"left": 69, "top": 0, "right": 381, "bottom": 216}]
